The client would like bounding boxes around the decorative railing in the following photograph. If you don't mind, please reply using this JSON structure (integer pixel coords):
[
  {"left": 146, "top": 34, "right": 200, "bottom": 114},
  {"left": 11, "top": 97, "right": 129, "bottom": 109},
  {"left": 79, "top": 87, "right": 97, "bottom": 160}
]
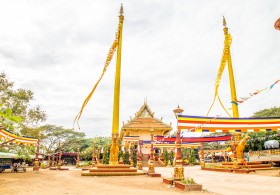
[{"left": 158, "top": 158, "right": 166, "bottom": 167}]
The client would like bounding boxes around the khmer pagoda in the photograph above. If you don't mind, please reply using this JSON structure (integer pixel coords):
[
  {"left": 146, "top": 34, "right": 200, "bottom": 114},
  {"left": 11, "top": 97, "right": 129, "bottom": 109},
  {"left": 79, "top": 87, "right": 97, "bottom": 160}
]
[{"left": 120, "top": 101, "right": 172, "bottom": 142}]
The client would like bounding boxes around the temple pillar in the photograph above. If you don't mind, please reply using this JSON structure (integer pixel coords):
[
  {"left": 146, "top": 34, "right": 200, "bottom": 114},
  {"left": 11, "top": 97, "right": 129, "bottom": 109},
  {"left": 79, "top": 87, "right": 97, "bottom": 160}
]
[
  {"left": 173, "top": 105, "right": 184, "bottom": 180},
  {"left": 148, "top": 129, "right": 155, "bottom": 173},
  {"left": 137, "top": 140, "right": 143, "bottom": 170}
]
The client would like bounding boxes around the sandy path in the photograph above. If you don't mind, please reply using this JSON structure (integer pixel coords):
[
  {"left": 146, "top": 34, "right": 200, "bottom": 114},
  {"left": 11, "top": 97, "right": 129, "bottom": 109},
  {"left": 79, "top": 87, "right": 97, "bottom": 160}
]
[
  {"left": 0, "top": 166, "right": 279, "bottom": 195},
  {"left": 0, "top": 167, "right": 206, "bottom": 195}
]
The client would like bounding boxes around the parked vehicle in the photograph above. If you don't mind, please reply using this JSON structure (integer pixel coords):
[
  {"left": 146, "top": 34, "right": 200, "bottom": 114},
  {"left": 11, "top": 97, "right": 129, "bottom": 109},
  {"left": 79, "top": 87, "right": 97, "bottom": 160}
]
[{"left": 0, "top": 164, "right": 11, "bottom": 173}]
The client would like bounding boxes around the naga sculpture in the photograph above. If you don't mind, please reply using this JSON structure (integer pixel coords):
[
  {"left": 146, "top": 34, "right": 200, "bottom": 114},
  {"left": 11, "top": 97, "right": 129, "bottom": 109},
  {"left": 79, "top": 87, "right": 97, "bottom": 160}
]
[{"left": 235, "top": 133, "right": 250, "bottom": 164}]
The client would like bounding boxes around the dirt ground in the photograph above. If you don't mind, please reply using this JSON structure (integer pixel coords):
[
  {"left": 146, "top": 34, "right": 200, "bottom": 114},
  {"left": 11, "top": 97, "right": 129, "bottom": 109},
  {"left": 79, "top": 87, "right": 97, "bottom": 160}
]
[{"left": 0, "top": 166, "right": 279, "bottom": 195}]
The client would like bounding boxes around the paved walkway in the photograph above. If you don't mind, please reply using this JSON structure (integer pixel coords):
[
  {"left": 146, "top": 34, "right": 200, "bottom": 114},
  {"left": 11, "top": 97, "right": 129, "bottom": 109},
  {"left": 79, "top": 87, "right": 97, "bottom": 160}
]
[{"left": 151, "top": 166, "right": 280, "bottom": 195}]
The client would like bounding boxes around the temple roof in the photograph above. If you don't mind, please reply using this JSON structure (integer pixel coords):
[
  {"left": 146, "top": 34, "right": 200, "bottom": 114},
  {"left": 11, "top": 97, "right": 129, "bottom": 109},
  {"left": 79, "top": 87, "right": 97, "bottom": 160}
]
[{"left": 121, "top": 102, "right": 172, "bottom": 131}]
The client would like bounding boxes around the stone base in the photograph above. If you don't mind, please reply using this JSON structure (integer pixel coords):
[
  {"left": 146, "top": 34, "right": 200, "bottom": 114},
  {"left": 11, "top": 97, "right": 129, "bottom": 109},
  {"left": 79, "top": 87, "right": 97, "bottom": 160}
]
[
  {"left": 148, "top": 173, "right": 161, "bottom": 177},
  {"left": 174, "top": 181, "right": 202, "bottom": 191},
  {"left": 202, "top": 162, "right": 274, "bottom": 174},
  {"left": 81, "top": 164, "right": 145, "bottom": 176},
  {"left": 163, "top": 178, "right": 174, "bottom": 185},
  {"left": 58, "top": 167, "right": 69, "bottom": 171},
  {"left": 81, "top": 172, "right": 145, "bottom": 176},
  {"left": 49, "top": 167, "right": 69, "bottom": 171},
  {"left": 222, "top": 161, "right": 272, "bottom": 169}
]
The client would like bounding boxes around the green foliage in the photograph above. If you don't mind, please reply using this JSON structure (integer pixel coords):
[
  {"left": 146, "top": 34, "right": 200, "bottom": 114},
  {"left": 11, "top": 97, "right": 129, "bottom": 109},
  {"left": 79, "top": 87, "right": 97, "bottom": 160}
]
[
  {"left": 11, "top": 145, "right": 35, "bottom": 161},
  {"left": 123, "top": 150, "right": 130, "bottom": 164},
  {"left": 180, "top": 177, "right": 196, "bottom": 185},
  {"left": 244, "top": 131, "right": 280, "bottom": 152},
  {"left": 91, "top": 136, "right": 111, "bottom": 149},
  {"left": 118, "top": 148, "right": 124, "bottom": 161},
  {"left": 204, "top": 141, "right": 230, "bottom": 150},
  {"left": 102, "top": 147, "right": 109, "bottom": 164},
  {"left": 0, "top": 72, "right": 46, "bottom": 129},
  {"left": 80, "top": 146, "right": 93, "bottom": 161},
  {"left": 182, "top": 148, "right": 197, "bottom": 164},
  {"left": 245, "top": 106, "right": 280, "bottom": 151},
  {"left": 170, "top": 150, "right": 174, "bottom": 165},
  {"left": 132, "top": 146, "right": 137, "bottom": 167},
  {"left": 0, "top": 104, "right": 23, "bottom": 133},
  {"left": 252, "top": 106, "right": 280, "bottom": 118},
  {"left": 80, "top": 161, "right": 92, "bottom": 167},
  {"left": 39, "top": 124, "right": 85, "bottom": 153},
  {"left": 163, "top": 149, "right": 169, "bottom": 166},
  {"left": 40, "top": 163, "right": 46, "bottom": 168}
]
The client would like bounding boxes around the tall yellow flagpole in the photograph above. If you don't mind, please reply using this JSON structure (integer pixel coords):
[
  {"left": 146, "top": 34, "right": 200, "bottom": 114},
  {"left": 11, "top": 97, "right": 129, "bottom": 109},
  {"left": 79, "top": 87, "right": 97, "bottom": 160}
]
[
  {"left": 207, "top": 17, "right": 239, "bottom": 118},
  {"left": 110, "top": 5, "right": 124, "bottom": 165},
  {"left": 223, "top": 17, "right": 239, "bottom": 118}
]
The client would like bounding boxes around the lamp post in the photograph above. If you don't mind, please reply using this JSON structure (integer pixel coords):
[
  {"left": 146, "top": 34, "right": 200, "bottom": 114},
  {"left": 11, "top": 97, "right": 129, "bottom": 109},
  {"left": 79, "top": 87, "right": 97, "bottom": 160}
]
[
  {"left": 173, "top": 105, "right": 184, "bottom": 180},
  {"left": 33, "top": 132, "right": 40, "bottom": 171}
]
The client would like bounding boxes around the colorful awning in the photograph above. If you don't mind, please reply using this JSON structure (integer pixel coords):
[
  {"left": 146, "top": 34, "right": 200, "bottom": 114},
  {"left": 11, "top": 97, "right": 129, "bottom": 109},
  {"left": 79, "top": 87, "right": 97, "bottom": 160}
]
[
  {"left": 123, "top": 135, "right": 231, "bottom": 143},
  {"left": 156, "top": 135, "right": 231, "bottom": 143},
  {"left": 178, "top": 115, "right": 280, "bottom": 132},
  {"left": 0, "top": 128, "right": 38, "bottom": 146}
]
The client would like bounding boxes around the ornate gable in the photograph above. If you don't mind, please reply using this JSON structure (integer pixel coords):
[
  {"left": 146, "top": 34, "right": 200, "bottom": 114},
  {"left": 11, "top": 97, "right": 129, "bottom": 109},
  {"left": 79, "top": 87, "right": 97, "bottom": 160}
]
[{"left": 136, "top": 102, "right": 154, "bottom": 118}]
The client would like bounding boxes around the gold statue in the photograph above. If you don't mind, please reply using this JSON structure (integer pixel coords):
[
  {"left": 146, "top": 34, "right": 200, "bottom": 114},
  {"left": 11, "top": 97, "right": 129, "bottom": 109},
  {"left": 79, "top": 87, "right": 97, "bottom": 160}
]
[{"left": 236, "top": 134, "right": 250, "bottom": 163}]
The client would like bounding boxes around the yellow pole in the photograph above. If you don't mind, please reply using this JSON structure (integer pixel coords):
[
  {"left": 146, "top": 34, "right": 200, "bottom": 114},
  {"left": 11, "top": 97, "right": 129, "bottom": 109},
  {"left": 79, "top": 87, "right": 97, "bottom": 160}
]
[
  {"left": 109, "top": 5, "right": 124, "bottom": 165},
  {"left": 112, "top": 5, "right": 124, "bottom": 134},
  {"left": 223, "top": 17, "right": 239, "bottom": 118}
]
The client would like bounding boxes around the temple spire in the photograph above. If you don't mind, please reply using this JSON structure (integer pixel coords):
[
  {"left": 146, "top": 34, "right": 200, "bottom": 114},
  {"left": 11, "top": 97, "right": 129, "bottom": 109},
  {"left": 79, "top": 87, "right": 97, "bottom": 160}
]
[{"left": 120, "top": 4, "right": 123, "bottom": 15}]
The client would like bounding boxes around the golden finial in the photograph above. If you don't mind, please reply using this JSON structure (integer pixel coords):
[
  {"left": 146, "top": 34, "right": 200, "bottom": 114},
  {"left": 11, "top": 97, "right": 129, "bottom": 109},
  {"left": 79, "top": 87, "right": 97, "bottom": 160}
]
[
  {"left": 223, "top": 16, "right": 227, "bottom": 27},
  {"left": 144, "top": 97, "right": 147, "bottom": 104},
  {"left": 120, "top": 4, "right": 124, "bottom": 15}
]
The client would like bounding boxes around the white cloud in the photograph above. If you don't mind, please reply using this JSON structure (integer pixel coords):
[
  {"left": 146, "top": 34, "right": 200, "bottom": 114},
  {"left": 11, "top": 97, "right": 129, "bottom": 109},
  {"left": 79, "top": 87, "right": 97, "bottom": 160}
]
[{"left": 1, "top": 0, "right": 280, "bottom": 137}]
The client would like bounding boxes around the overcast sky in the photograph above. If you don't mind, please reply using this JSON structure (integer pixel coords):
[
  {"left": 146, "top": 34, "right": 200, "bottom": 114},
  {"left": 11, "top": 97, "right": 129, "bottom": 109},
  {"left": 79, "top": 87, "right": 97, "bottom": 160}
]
[{"left": 1, "top": 0, "right": 280, "bottom": 137}]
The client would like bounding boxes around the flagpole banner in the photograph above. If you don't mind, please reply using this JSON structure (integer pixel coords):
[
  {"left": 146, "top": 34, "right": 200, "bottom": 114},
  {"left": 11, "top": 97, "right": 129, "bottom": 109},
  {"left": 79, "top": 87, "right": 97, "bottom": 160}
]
[{"left": 178, "top": 115, "right": 280, "bottom": 133}]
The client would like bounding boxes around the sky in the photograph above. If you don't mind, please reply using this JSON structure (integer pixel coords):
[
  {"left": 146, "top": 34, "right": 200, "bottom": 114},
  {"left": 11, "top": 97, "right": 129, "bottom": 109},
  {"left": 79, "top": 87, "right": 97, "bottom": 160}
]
[{"left": 1, "top": 0, "right": 280, "bottom": 138}]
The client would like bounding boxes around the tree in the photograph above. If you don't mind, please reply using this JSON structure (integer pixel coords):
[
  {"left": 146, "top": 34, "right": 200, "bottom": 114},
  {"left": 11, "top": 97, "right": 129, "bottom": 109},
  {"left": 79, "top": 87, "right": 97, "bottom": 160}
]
[
  {"left": 252, "top": 106, "right": 280, "bottom": 118},
  {"left": 170, "top": 150, "right": 174, "bottom": 165},
  {"left": 123, "top": 150, "right": 130, "bottom": 164},
  {"left": 80, "top": 146, "right": 92, "bottom": 161},
  {"left": 102, "top": 147, "right": 109, "bottom": 164},
  {"left": 74, "top": 136, "right": 112, "bottom": 161},
  {"left": 183, "top": 148, "right": 197, "bottom": 164},
  {"left": 0, "top": 72, "right": 46, "bottom": 132},
  {"left": 40, "top": 125, "right": 85, "bottom": 153},
  {"left": 244, "top": 131, "right": 280, "bottom": 152},
  {"left": 163, "top": 148, "right": 169, "bottom": 166},
  {"left": 244, "top": 106, "right": 280, "bottom": 151},
  {"left": 0, "top": 104, "right": 23, "bottom": 132},
  {"left": 132, "top": 146, "right": 137, "bottom": 167}
]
